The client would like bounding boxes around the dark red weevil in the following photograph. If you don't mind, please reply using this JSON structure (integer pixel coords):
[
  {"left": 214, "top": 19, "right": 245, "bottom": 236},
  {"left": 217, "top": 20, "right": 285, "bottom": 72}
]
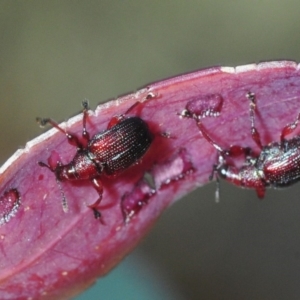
[
  {"left": 37, "top": 100, "right": 153, "bottom": 219},
  {"left": 183, "top": 92, "right": 300, "bottom": 199}
]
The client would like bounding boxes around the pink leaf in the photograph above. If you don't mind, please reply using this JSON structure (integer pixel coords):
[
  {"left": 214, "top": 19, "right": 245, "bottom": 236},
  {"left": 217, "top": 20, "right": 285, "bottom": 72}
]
[{"left": 0, "top": 61, "right": 300, "bottom": 299}]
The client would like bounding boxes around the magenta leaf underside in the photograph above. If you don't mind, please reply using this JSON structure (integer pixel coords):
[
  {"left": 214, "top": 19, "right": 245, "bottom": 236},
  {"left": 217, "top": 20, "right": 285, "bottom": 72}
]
[{"left": 1, "top": 61, "right": 300, "bottom": 299}]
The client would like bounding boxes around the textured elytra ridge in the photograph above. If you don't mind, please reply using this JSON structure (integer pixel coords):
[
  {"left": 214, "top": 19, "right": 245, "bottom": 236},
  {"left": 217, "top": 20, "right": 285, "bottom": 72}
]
[{"left": 1, "top": 61, "right": 300, "bottom": 299}]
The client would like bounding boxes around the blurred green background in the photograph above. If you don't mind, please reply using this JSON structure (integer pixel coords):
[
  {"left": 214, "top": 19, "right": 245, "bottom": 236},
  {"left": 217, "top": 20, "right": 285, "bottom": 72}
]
[{"left": 2, "top": 1, "right": 300, "bottom": 299}]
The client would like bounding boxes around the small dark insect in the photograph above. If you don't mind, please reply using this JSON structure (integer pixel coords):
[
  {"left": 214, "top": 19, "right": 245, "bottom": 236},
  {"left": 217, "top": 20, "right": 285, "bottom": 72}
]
[
  {"left": 183, "top": 92, "right": 300, "bottom": 199},
  {"left": 37, "top": 100, "right": 153, "bottom": 219}
]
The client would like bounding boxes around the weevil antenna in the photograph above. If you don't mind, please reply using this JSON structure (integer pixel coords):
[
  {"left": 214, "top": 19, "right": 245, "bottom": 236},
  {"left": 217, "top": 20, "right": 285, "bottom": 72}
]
[
  {"left": 56, "top": 178, "right": 68, "bottom": 213},
  {"left": 81, "top": 99, "right": 90, "bottom": 143},
  {"left": 209, "top": 163, "right": 220, "bottom": 203},
  {"left": 215, "top": 175, "right": 220, "bottom": 203}
]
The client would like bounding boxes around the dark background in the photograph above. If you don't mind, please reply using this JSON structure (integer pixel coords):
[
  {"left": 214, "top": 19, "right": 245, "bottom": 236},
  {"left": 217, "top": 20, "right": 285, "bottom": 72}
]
[{"left": 1, "top": 2, "right": 300, "bottom": 299}]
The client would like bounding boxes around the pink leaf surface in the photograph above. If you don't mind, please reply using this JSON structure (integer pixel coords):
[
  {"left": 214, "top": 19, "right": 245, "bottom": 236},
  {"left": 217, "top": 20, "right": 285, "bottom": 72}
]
[{"left": 1, "top": 61, "right": 300, "bottom": 299}]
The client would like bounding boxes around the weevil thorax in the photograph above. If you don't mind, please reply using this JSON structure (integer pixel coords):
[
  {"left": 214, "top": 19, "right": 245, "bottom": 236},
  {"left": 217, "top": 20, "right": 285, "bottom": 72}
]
[{"left": 55, "top": 149, "right": 102, "bottom": 181}]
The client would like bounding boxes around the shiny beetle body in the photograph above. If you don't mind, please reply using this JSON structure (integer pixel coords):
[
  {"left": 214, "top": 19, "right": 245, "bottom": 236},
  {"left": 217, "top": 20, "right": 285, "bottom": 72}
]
[
  {"left": 183, "top": 92, "right": 300, "bottom": 199},
  {"left": 215, "top": 135, "right": 300, "bottom": 198},
  {"left": 56, "top": 117, "right": 152, "bottom": 180},
  {"left": 38, "top": 101, "right": 153, "bottom": 219}
]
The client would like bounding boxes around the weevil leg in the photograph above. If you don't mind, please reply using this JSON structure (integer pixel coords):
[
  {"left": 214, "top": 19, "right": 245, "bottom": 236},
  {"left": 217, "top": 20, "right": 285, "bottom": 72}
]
[
  {"left": 209, "top": 162, "right": 221, "bottom": 202},
  {"left": 280, "top": 112, "right": 300, "bottom": 142},
  {"left": 226, "top": 145, "right": 253, "bottom": 158},
  {"left": 246, "top": 92, "right": 263, "bottom": 149},
  {"left": 87, "top": 178, "right": 104, "bottom": 219},
  {"left": 196, "top": 121, "right": 224, "bottom": 153},
  {"left": 107, "top": 93, "right": 156, "bottom": 129},
  {"left": 81, "top": 99, "right": 90, "bottom": 144},
  {"left": 36, "top": 100, "right": 92, "bottom": 149},
  {"left": 123, "top": 100, "right": 143, "bottom": 115},
  {"left": 197, "top": 121, "right": 251, "bottom": 197},
  {"left": 215, "top": 174, "right": 220, "bottom": 203},
  {"left": 107, "top": 115, "right": 126, "bottom": 129},
  {"left": 255, "top": 185, "right": 266, "bottom": 199},
  {"left": 199, "top": 126, "right": 224, "bottom": 203},
  {"left": 197, "top": 122, "right": 251, "bottom": 158},
  {"left": 124, "top": 92, "right": 157, "bottom": 116},
  {"left": 36, "top": 117, "right": 84, "bottom": 149},
  {"left": 106, "top": 100, "right": 145, "bottom": 129},
  {"left": 209, "top": 163, "right": 217, "bottom": 181}
]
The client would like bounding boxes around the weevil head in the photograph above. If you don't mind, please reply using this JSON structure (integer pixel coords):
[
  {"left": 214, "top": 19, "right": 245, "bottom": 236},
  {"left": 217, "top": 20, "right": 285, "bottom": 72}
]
[
  {"left": 55, "top": 164, "right": 77, "bottom": 181},
  {"left": 38, "top": 160, "right": 77, "bottom": 181}
]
